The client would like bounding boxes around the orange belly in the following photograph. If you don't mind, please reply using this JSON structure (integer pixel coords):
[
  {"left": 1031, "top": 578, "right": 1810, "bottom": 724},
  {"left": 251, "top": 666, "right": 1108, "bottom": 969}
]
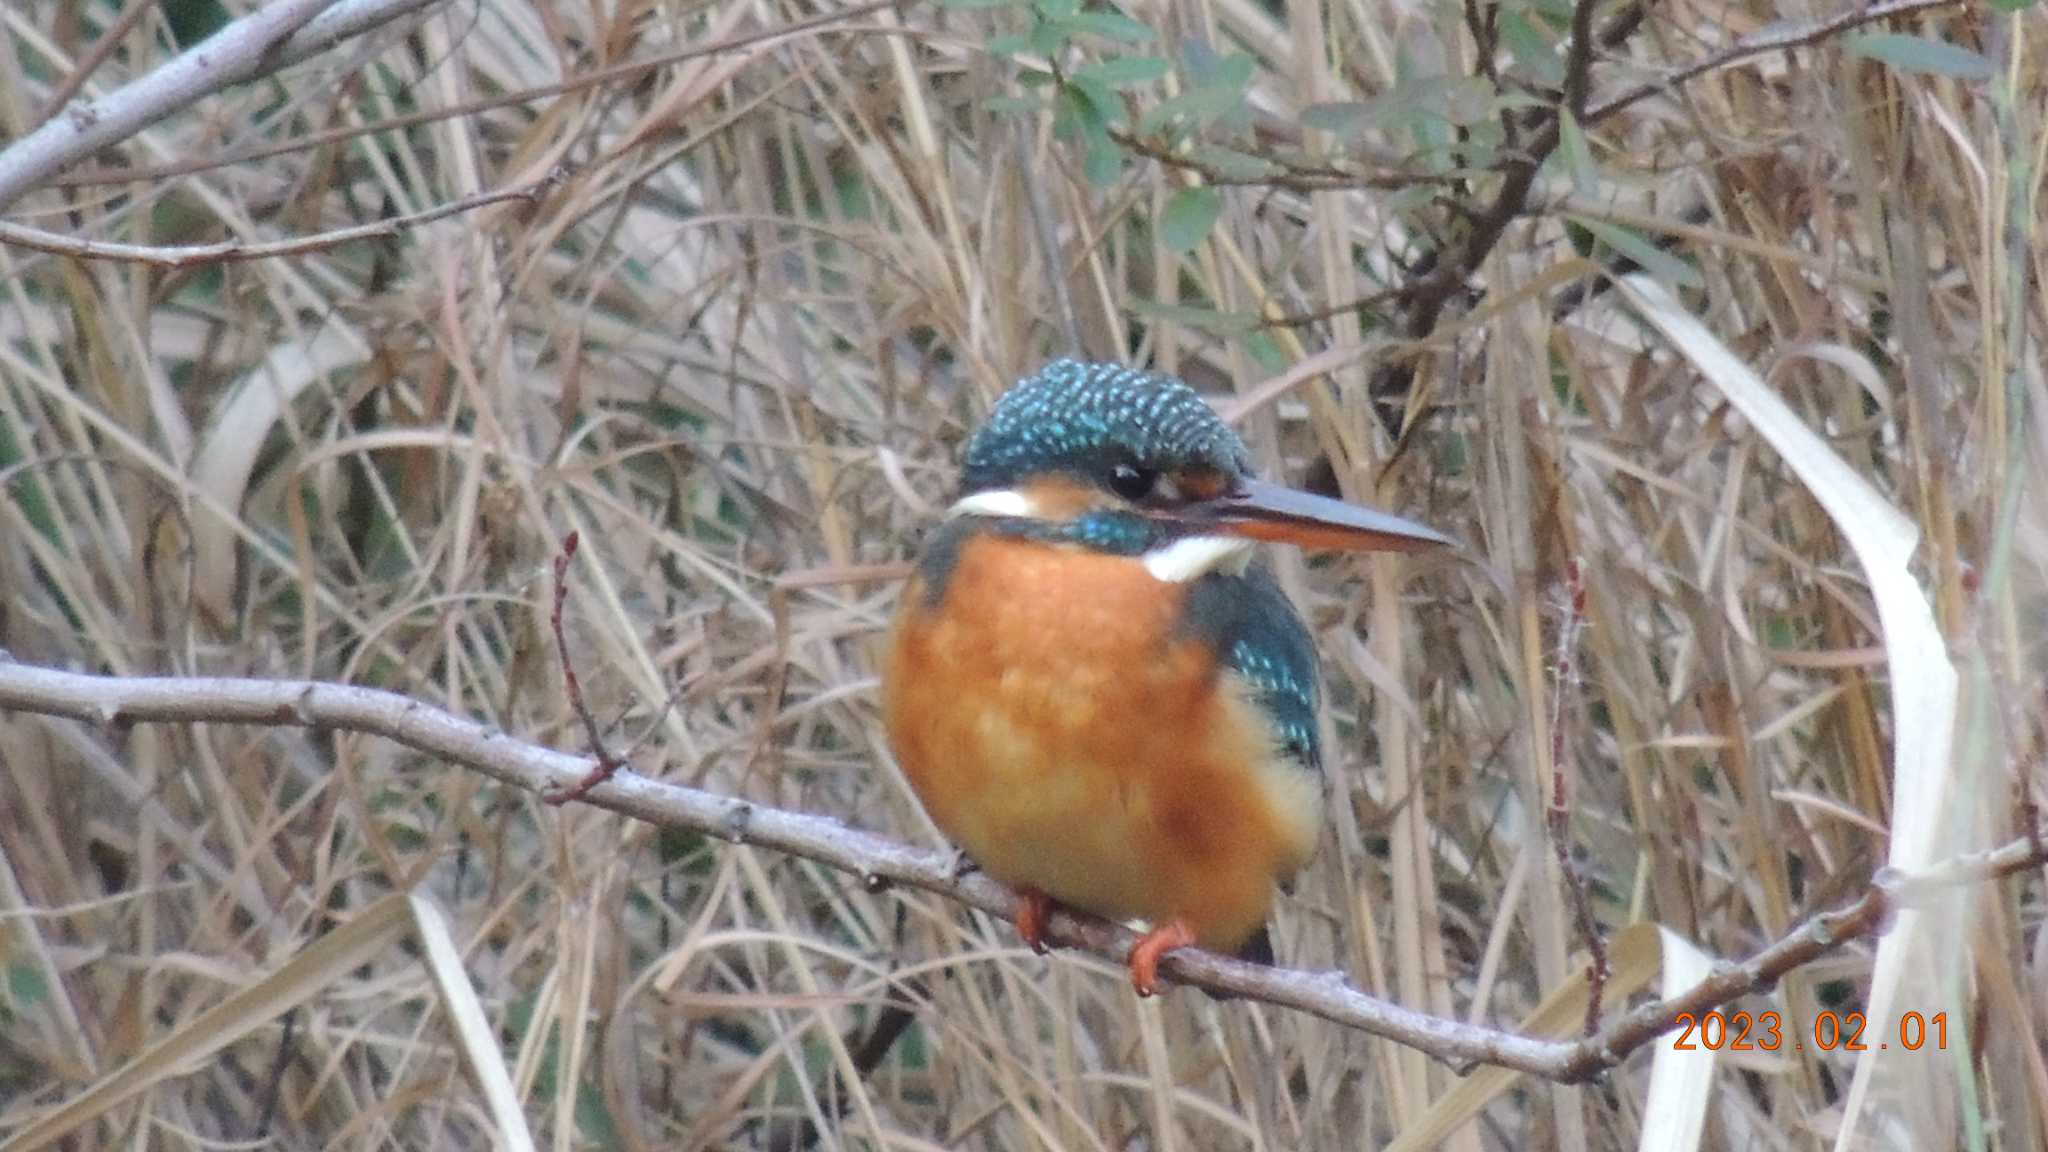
[{"left": 882, "top": 533, "right": 1323, "bottom": 951}]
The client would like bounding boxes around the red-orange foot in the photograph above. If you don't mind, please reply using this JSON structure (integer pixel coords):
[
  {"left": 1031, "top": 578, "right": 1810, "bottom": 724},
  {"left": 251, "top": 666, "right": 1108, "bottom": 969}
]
[
  {"left": 1014, "top": 888, "right": 1054, "bottom": 955},
  {"left": 1127, "top": 920, "right": 1198, "bottom": 997}
]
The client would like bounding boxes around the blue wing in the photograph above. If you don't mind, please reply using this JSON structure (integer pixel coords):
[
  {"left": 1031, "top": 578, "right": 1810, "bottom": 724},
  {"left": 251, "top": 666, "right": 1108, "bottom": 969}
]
[{"left": 1176, "top": 563, "right": 1322, "bottom": 775}]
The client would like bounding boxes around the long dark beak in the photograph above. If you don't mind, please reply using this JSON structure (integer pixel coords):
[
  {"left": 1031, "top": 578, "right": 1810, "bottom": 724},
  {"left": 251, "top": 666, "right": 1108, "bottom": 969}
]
[{"left": 1186, "top": 478, "right": 1455, "bottom": 553}]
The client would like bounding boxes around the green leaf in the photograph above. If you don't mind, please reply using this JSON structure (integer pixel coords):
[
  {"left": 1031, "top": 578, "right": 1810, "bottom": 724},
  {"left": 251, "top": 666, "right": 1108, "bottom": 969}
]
[
  {"left": 1493, "top": 90, "right": 1552, "bottom": 111},
  {"left": 1384, "top": 183, "right": 1436, "bottom": 213},
  {"left": 1059, "top": 79, "right": 1114, "bottom": 133},
  {"left": 987, "top": 32, "right": 1034, "bottom": 55},
  {"left": 1458, "top": 117, "right": 1503, "bottom": 166},
  {"left": 1033, "top": 0, "right": 1078, "bottom": 18},
  {"left": 1498, "top": 12, "right": 1564, "bottom": 87},
  {"left": 1028, "top": 17, "right": 1069, "bottom": 55},
  {"left": 1300, "top": 101, "right": 1373, "bottom": 134},
  {"left": 165, "top": 0, "right": 230, "bottom": 47},
  {"left": 1138, "top": 50, "right": 1245, "bottom": 134},
  {"left": 1986, "top": 0, "right": 2036, "bottom": 13},
  {"left": 1137, "top": 56, "right": 1254, "bottom": 135},
  {"left": 1569, "top": 215, "right": 1704, "bottom": 290},
  {"left": 1243, "top": 330, "right": 1288, "bottom": 373},
  {"left": 1127, "top": 297, "right": 1258, "bottom": 334},
  {"left": 1443, "top": 75, "right": 1497, "bottom": 127},
  {"left": 1052, "top": 85, "right": 1087, "bottom": 138},
  {"left": 1016, "top": 68, "right": 1058, "bottom": 88},
  {"left": 1160, "top": 186, "right": 1223, "bottom": 252},
  {"left": 1203, "top": 51, "right": 1256, "bottom": 94},
  {"left": 575, "top": 1080, "right": 622, "bottom": 1149},
  {"left": 1085, "top": 137, "right": 1125, "bottom": 185},
  {"left": 1847, "top": 33, "right": 1995, "bottom": 79},
  {"left": 1074, "top": 55, "right": 1170, "bottom": 87},
  {"left": 938, "top": 0, "right": 1026, "bottom": 10},
  {"left": 8, "top": 962, "right": 48, "bottom": 1006},
  {"left": 984, "top": 94, "right": 1044, "bottom": 113},
  {"left": 1062, "top": 10, "right": 1155, "bottom": 42},
  {"left": 1057, "top": 81, "right": 1120, "bottom": 184},
  {"left": 1556, "top": 109, "right": 1597, "bottom": 195},
  {"left": 1065, "top": 74, "right": 1124, "bottom": 124},
  {"left": 657, "top": 827, "right": 708, "bottom": 865},
  {"left": 1180, "top": 35, "right": 1222, "bottom": 76}
]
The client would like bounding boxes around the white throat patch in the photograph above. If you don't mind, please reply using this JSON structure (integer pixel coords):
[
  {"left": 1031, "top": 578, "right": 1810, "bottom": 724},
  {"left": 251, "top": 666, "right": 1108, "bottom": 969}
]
[
  {"left": 946, "top": 489, "right": 1036, "bottom": 519},
  {"left": 1141, "top": 535, "right": 1254, "bottom": 582}
]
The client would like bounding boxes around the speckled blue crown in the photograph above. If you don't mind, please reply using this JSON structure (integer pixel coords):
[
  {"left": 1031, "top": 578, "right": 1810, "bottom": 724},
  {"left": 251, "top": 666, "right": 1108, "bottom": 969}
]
[{"left": 960, "top": 360, "right": 1252, "bottom": 494}]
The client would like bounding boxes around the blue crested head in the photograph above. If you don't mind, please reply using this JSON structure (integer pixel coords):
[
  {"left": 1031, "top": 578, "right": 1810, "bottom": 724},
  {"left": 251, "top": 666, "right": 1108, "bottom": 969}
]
[
  {"left": 960, "top": 360, "right": 1252, "bottom": 502},
  {"left": 935, "top": 358, "right": 1451, "bottom": 574}
]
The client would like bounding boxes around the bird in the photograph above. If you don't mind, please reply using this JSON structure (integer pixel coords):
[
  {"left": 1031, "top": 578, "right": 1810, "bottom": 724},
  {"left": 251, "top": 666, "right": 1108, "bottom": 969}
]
[{"left": 882, "top": 360, "right": 1451, "bottom": 996}]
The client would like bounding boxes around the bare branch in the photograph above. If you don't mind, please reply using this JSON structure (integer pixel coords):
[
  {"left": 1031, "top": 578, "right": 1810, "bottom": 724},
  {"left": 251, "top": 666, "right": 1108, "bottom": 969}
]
[
  {"left": 1581, "top": 0, "right": 1965, "bottom": 128},
  {"left": 0, "top": 0, "right": 343, "bottom": 210},
  {"left": 31, "top": 0, "right": 161, "bottom": 130},
  {"left": 1545, "top": 558, "right": 1607, "bottom": 1036},
  {"left": 0, "top": 0, "right": 447, "bottom": 211},
  {"left": 541, "top": 532, "right": 630, "bottom": 804},
  {"left": 31, "top": 0, "right": 901, "bottom": 193},
  {"left": 1110, "top": 128, "right": 1464, "bottom": 192},
  {"left": 0, "top": 169, "right": 561, "bottom": 268},
  {"left": 0, "top": 658, "right": 2038, "bottom": 1083},
  {"left": 1014, "top": 121, "right": 1084, "bottom": 359},
  {"left": 1560, "top": 0, "right": 1598, "bottom": 118},
  {"left": 266, "top": 0, "right": 444, "bottom": 72}
]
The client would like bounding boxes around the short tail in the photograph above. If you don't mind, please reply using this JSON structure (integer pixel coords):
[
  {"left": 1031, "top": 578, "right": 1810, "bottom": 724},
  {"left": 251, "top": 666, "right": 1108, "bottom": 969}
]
[
  {"left": 1235, "top": 925, "right": 1276, "bottom": 967},
  {"left": 1196, "top": 925, "right": 1275, "bottom": 1003}
]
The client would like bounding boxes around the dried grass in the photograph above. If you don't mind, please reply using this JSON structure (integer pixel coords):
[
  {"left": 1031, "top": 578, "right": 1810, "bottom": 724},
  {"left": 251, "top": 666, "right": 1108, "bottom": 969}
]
[{"left": 1, "top": 0, "right": 2044, "bottom": 1147}]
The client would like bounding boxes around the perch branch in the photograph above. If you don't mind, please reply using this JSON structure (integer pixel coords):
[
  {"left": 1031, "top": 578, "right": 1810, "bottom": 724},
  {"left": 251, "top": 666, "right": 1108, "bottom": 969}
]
[{"left": 0, "top": 658, "right": 2038, "bottom": 1083}]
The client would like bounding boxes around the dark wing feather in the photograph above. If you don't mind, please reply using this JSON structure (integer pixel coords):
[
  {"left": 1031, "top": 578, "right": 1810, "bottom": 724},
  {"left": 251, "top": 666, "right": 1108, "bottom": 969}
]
[
  {"left": 1178, "top": 564, "right": 1323, "bottom": 981},
  {"left": 1177, "top": 563, "right": 1323, "bottom": 776}
]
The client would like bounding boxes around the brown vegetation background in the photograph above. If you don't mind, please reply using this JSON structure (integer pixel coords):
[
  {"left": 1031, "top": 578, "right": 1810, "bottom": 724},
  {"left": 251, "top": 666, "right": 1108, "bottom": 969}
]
[{"left": 0, "top": 0, "right": 2044, "bottom": 1147}]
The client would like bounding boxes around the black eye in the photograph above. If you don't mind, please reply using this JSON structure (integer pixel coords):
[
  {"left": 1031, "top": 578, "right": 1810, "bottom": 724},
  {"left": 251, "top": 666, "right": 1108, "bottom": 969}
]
[{"left": 1109, "top": 463, "right": 1158, "bottom": 501}]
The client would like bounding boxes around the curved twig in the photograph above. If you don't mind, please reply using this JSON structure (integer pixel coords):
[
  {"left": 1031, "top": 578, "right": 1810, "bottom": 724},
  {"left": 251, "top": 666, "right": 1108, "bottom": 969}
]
[
  {"left": 0, "top": 169, "right": 562, "bottom": 268},
  {"left": 0, "top": 658, "right": 2037, "bottom": 1083}
]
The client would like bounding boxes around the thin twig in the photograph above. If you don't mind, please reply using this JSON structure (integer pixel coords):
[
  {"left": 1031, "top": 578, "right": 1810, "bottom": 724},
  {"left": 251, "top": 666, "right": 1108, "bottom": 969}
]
[
  {"left": 2, "top": 659, "right": 2041, "bottom": 1082},
  {"left": 541, "top": 533, "right": 628, "bottom": 804},
  {"left": 0, "top": 168, "right": 563, "bottom": 268},
  {"left": 1579, "top": 0, "right": 1965, "bottom": 129},
  {"left": 1546, "top": 558, "right": 1607, "bottom": 1036},
  {"left": 1257, "top": 285, "right": 1402, "bottom": 330},
  {"left": 1014, "top": 121, "right": 1083, "bottom": 358},
  {"left": 1110, "top": 128, "right": 1462, "bottom": 192}
]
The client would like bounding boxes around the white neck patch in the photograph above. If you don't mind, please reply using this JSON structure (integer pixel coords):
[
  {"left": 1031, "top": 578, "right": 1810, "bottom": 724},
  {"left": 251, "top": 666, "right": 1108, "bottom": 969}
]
[
  {"left": 1142, "top": 535, "right": 1254, "bottom": 582},
  {"left": 947, "top": 489, "right": 1036, "bottom": 519}
]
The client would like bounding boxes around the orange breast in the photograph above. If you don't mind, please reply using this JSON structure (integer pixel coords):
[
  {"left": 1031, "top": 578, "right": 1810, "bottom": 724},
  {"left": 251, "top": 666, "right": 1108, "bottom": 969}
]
[{"left": 882, "top": 531, "right": 1323, "bottom": 951}]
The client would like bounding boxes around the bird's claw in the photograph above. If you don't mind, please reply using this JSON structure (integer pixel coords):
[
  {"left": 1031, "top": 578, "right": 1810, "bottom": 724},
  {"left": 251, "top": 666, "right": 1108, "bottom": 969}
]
[
  {"left": 1127, "top": 920, "right": 1197, "bottom": 997},
  {"left": 1014, "top": 888, "right": 1054, "bottom": 955}
]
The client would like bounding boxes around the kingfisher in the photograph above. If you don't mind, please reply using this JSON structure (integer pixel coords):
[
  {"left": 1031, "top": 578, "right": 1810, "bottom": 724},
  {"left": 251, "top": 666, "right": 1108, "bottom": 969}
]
[{"left": 883, "top": 360, "right": 1451, "bottom": 996}]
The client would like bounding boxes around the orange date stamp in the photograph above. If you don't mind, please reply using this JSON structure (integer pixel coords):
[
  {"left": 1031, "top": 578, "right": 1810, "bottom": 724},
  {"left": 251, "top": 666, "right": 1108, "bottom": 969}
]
[{"left": 1670, "top": 1010, "right": 1950, "bottom": 1053}]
